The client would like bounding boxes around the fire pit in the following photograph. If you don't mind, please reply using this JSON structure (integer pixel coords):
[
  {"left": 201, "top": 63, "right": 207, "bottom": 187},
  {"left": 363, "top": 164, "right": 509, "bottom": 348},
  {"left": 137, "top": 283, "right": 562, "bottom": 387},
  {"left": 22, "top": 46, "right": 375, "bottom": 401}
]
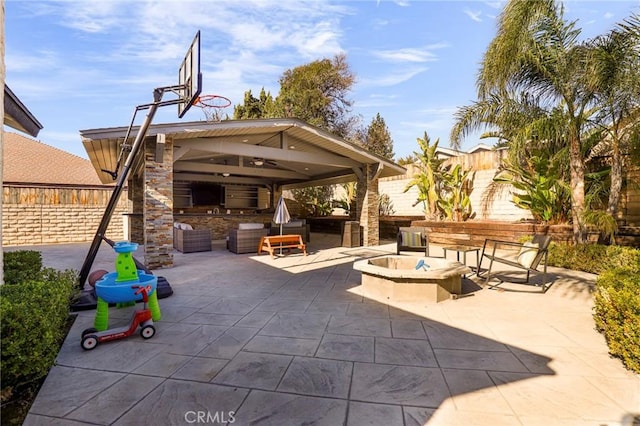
[{"left": 353, "top": 256, "right": 471, "bottom": 303}]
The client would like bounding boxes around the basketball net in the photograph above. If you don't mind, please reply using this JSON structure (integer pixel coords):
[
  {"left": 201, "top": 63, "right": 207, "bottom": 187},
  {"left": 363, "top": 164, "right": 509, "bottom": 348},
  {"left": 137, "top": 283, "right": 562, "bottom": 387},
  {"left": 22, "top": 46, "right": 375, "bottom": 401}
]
[{"left": 192, "top": 94, "right": 232, "bottom": 122}]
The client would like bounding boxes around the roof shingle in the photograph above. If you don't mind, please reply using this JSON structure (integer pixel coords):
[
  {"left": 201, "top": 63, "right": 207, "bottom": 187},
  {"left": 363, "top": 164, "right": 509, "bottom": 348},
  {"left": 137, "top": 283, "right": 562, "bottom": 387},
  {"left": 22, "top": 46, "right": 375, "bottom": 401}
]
[{"left": 2, "top": 132, "right": 107, "bottom": 186}]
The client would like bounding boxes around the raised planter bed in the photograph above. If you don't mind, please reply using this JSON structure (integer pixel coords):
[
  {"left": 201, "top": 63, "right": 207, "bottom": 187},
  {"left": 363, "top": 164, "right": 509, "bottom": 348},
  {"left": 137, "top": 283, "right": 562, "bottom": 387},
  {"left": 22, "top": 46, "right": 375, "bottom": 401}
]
[{"left": 409, "top": 220, "right": 590, "bottom": 247}]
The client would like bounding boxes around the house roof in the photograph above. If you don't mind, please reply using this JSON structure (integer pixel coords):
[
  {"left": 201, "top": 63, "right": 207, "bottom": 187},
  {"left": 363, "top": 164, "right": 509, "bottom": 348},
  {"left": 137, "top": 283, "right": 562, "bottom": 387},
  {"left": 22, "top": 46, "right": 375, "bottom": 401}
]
[
  {"left": 467, "top": 143, "right": 493, "bottom": 154},
  {"left": 435, "top": 146, "right": 463, "bottom": 158},
  {"left": 81, "top": 118, "right": 406, "bottom": 188},
  {"left": 3, "top": 132, "right": 109, "bottom": 186},
  {"left": 3, "top": 85, "right": 43, "bottom": 137}
]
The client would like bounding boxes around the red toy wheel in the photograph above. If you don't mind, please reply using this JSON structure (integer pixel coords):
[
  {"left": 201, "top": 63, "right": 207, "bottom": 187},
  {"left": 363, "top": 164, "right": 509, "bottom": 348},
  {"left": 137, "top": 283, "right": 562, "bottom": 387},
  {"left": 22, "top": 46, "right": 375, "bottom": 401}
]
[
  {"left": 81, "top": 335, "right": 98, "bottom": 350},
  {"left": 140, "top": 325, "right": 155, "bottom": 339}
]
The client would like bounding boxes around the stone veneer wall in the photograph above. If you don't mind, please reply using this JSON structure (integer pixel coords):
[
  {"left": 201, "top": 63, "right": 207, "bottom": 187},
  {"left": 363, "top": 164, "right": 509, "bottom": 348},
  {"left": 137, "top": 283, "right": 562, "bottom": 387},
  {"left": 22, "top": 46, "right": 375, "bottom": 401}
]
[
  {"left": 128, "top": 173, "right": 144, "bottom": 244},
  {"left": 175, "top": 215, "right": 270, "bottom": 240},
  {"left": 2, "top": 185, "right": 128, "bottom": 246},
  {"left": 366, "top": 165, "right": 380, "bottom": 246},
  {"left": 143, "top": 137, "right": 173, "bottom": 269}
]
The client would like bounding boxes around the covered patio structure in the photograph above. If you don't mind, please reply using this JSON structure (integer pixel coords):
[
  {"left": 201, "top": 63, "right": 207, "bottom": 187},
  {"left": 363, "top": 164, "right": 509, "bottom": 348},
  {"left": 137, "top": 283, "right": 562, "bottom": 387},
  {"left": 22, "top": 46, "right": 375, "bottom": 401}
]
[{"left": 81, "top": 118, "right": 406, "bottom": 269}]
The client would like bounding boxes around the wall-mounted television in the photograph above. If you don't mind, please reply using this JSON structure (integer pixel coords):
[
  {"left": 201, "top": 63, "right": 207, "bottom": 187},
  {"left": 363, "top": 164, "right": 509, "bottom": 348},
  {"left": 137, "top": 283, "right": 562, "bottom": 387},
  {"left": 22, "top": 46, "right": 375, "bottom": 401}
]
[{"left": 191, "top": 183, "right": 224, "bottom": 206}]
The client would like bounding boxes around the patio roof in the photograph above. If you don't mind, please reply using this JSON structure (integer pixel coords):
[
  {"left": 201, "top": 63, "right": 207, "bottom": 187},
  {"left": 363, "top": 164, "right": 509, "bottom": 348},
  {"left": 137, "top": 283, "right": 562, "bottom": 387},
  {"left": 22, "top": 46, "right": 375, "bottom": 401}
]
[
  {"left": 3, "top": 85, "right": 43, "bottom": 137},
  {"left": 81, "top": 118, "right": 406, "bottom": 188}
]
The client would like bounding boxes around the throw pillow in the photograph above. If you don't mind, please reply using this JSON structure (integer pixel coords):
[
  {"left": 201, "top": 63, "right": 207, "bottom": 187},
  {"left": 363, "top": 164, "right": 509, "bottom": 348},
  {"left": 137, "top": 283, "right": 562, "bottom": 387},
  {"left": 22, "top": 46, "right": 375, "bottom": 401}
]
[
  {"left": 238, "top": 223, "right": 263, "bottom": 230},
  {"left": 401, "top": 231, "right": 423, "bottom": 247},
  {"left": 517, "top": 242, "right": 539, "bottom": 268}
]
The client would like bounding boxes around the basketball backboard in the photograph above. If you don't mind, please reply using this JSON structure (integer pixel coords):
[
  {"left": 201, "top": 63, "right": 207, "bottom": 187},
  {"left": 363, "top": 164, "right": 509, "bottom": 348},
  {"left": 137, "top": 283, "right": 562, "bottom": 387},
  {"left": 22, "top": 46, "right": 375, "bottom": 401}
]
[{"left": 178, "top": 31, "right": 202, "bottom": 118}]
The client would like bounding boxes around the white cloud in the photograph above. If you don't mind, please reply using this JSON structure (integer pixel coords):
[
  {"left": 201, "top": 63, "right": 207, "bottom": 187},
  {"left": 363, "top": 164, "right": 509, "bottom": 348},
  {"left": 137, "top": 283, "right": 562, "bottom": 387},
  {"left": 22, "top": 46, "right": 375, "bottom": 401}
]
[
  {"left": 484, "top": 1, "right": 506, "bottom": 10},
  {"left": 603, "top": 12, "right": 614, "bottom": 19},
  {"left": 360, "top": 67, "right": 428, "bottom": 87},
  {"left": 56, "top": 0, "right": 128, "bottom": 33},
  {"left": 5, "top": 51, "right": 59, "bottom": 72},
  {"left": 373, "top": 48, "right": 438, "bottom": 63},
  {"left": 355, "top": 93, "right": 399, "bottom": 109},
  {"left": 464, "top": 9, "right": 483, "bottom": 23},
  {"left": 372, "top": 42, "right": 448, "bottom": 64}
]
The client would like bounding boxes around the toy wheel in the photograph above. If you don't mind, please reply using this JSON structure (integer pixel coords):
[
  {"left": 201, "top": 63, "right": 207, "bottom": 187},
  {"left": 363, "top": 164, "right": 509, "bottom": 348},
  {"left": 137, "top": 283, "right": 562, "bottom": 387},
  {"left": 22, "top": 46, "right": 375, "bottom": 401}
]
[
  {"left": 81, "top": 335, "right": 98, "bottom": 350},
  {"left": 140, "top": 325, "right": 156, "bottom": 339},
  {"left": 82, "top": 327, "right": 98, "bottom": 338}
]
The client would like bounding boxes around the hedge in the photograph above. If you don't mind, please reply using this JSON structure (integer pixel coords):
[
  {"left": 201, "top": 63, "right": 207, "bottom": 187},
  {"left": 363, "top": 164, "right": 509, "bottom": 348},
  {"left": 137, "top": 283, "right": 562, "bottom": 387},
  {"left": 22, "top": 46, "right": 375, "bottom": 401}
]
[
  {"left": 0, "top": 267, "right": 78, "bottom": 399},
  {"left": 3, "top": 251, "right": 43, "bottom": 285},
  {"left": 548, "top": 243, "right": 640, "bottom": 373},
  {"left": 547, "top": 242, "right": 640, "bottom": 274},
  {"left": 593, "top": 267, "right": 640, "bottom": 372}
]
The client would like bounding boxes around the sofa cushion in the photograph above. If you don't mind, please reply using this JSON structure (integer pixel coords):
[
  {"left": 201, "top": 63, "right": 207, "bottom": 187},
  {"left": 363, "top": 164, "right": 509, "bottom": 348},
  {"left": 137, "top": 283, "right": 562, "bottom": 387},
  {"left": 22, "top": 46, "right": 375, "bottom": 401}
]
[
  {"left": 238, "top": 223, "right": 264, "bottom": 230},
  {"left": 401, "top": 231, "right": 423, "bottom": 247},
  {"left": 517, "top": 242, "right": 539, "bottom": 268},
  {"left": 284, "top": 220, "right": 304, "bottom": 227}
]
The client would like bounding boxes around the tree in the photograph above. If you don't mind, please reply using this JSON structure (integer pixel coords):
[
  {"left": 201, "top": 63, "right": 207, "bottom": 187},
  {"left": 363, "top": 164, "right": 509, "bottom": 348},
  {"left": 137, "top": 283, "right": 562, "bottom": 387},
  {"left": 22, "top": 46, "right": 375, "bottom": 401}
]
[
  {"left": 493, "top": 148, "right": 572, "bottom": 224},
  {"left": 233, "top": 88, "right": 277, "bottom": 119},
  {"left": 438, "top": 164, "right": 475, "bottom": 222},
  {"left": 291, "top": 186, "right": 334, "bottom": 217},
  {"left": 396, "top": 154, "right": 418, "bottom": 165},
  {"left": 361, "top": 113, "right": 394, "bottom": 160},
  {"left": 587, "top": 19, "right": 640, "bottom": 220},
  {"left": 458, "top": 0, "right": 596, "bottom": 242},
  {"left": 275, "top": 53, "right": 358, "bottom": 138},
  {"left": 404, "top": 132, "right": 445, "bottom": 219},
  {"left": 335, "top": 182, "right": 357, "bottom": 218}
]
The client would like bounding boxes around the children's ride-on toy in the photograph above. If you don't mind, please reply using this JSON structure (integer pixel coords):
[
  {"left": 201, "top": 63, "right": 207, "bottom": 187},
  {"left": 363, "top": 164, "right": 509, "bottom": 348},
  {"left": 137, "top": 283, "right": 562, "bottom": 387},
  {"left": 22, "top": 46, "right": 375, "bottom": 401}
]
[{"left": 81, "top": 285, "right": 156, "bottom": 350}]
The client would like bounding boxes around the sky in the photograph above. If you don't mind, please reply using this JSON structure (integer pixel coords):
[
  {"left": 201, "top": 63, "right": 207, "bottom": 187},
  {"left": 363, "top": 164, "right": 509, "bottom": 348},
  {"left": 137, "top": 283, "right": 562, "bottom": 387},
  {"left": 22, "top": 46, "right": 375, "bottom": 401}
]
[{"left": 4, "top": 0, "right": 640, "bottom": 161}]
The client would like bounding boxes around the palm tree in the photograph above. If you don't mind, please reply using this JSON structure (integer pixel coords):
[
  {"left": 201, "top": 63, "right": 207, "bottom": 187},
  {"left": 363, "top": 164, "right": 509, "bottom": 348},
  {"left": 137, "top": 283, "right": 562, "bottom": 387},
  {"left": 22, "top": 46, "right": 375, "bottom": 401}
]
[
  {"left": 464, "top": 0, "right": 596, "bottom": 242},
  {"left": 586, "top": 15, "right": 640, "bottom": 219}
]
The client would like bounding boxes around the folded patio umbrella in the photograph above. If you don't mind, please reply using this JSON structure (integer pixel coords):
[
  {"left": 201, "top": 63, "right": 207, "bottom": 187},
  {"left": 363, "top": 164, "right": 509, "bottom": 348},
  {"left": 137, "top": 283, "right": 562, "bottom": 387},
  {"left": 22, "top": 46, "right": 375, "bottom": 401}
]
[{"left": 273, "top": 195, "right": 291, "bottom": 236}]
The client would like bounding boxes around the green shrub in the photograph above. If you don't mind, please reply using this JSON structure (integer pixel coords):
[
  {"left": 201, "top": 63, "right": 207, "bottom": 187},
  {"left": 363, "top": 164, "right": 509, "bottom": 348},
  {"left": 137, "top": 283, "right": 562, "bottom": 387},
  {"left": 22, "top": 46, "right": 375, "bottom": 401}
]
[
  {"left": 548, "top": 243, "right": 640, "bottom": 275},
  {"left": 3, "top": 251, "right": 43, "bottom": 285},
  {"left": 0, "top": 268, "right": 78, "bottom": 399},
  {"left": 593, "top": 267, "right": 640, "bottom": 373},
  {"left": 548, "top": 243, "right": 640, "bottom": 373}
]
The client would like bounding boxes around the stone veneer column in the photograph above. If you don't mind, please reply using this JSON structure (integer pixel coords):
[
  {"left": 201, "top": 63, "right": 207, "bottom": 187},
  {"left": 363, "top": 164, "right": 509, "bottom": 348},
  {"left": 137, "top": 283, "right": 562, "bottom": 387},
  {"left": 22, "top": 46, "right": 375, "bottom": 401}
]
[
  {"left": 143, "top": 136, "right": 173, "bottom": 269},
  {"left": 129, "top": 173, "right": 144, "bottom": 244},
  {"left": 356, "top": 164, "right": 380, "bottom": 247}
]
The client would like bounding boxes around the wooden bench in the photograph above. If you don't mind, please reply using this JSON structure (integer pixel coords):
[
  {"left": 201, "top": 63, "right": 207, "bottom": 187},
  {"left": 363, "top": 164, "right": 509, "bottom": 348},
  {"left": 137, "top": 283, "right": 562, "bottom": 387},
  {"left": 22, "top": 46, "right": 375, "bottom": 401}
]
[{"left": 258, "top": 234, "right": 307, "bottom": 259}]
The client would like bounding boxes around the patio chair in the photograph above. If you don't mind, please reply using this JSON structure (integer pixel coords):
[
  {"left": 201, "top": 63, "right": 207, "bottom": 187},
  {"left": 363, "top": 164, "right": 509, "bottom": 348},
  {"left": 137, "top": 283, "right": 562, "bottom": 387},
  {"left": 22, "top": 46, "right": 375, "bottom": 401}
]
[
  {"left": 477, "top": 234, "right": 552, "bottom": 291},
  {"left": 173, "top": 225, "right": 212, "bottom": 253},
  {"left": 397, "top": 226, "right": 429, "bottom": 256},
  {"left": 228, "top": 223, "right": 268, "bottom": 254}
]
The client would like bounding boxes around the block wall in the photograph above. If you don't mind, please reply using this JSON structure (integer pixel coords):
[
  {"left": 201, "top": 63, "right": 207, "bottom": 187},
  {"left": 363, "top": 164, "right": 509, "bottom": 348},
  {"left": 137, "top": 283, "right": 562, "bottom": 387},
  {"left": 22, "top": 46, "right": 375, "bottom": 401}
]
[
  {"left": 2, "top": 186, "right": 128, "bottom": 246},
  {"left": 379, "top": 152, "right": 533, "bottom": 221}
]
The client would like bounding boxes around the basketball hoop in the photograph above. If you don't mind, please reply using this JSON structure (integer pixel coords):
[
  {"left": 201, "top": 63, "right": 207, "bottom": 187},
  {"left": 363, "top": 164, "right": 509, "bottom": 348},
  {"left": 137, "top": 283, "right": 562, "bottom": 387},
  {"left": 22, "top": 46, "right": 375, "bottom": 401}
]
[{"left": 192, "top": 94, "right": 232, "bottom": 122}]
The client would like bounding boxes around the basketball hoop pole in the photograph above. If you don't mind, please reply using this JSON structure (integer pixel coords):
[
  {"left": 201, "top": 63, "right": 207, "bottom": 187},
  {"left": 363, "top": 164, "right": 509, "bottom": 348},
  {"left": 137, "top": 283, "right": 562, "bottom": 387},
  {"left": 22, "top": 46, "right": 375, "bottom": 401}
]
[
  {"left": 79, "top": 30, "right": 202, "bottom": 288},
  {"left": 78, "top": 87, "right": 178, "bottom": 288}
]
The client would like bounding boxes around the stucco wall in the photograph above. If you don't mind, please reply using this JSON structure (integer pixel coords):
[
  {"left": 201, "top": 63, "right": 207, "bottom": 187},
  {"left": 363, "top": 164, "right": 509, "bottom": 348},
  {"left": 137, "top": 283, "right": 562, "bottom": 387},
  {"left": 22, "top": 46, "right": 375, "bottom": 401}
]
[{"left": 378, "top": 153, "right": 533, "bottom": 221}]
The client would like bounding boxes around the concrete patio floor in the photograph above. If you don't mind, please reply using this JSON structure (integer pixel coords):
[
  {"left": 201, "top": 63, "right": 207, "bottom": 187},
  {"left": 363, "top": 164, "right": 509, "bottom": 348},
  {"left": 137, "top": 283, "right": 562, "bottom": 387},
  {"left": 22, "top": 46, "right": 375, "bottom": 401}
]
[{"left": 17, "top": 233, "right": 639, "bottom": 426}]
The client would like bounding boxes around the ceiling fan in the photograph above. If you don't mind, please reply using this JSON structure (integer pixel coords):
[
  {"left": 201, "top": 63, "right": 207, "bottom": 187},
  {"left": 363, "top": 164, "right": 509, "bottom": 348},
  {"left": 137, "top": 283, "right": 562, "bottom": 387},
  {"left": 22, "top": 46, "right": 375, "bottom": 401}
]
[{"left": 251, "top": 157, "right": 277, "bottom": 167}]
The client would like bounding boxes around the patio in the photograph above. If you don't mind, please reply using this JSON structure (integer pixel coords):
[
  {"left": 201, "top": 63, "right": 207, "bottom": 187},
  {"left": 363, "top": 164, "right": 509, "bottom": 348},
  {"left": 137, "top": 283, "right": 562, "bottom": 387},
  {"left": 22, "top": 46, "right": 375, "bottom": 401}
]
[{"left": 21, "top": 233, "right": 639, "bottom": 425}]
